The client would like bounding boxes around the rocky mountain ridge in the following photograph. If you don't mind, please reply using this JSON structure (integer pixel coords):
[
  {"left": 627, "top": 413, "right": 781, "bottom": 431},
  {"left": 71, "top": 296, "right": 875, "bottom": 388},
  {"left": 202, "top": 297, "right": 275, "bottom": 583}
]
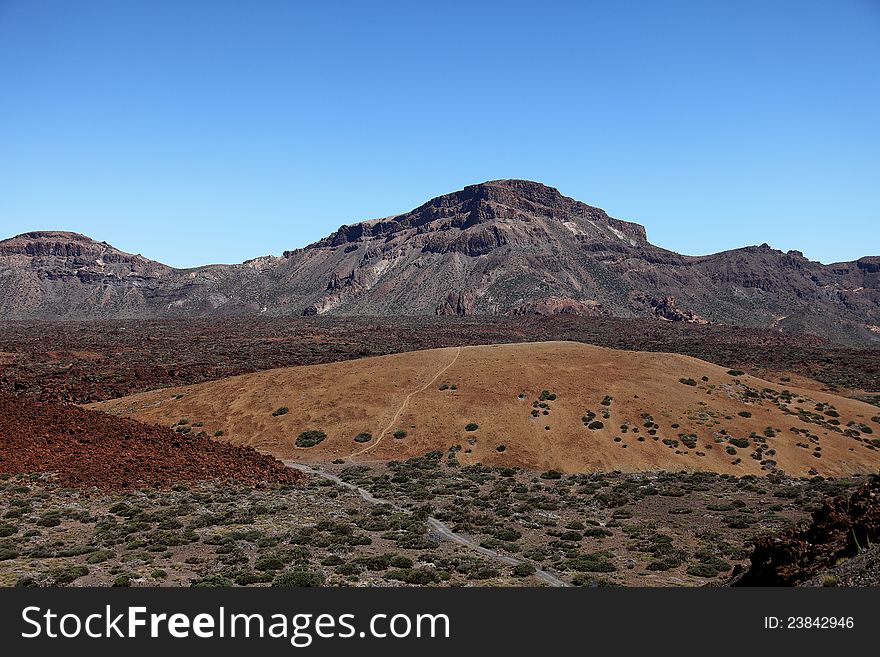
[{"left": 1, "top": 180, "right": 877, "bottom": 344}]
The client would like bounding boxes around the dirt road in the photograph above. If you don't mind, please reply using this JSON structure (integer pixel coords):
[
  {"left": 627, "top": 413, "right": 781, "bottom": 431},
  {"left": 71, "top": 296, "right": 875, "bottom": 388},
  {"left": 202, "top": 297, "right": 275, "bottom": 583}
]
[{"left": 284, "top": 460, "right": 569, "bottom": 587}]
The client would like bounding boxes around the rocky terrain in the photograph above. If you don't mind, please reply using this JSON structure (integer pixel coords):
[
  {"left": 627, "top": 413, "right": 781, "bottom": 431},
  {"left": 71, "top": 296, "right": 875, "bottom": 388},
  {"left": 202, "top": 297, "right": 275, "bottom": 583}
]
[
  {"left": 1, "top": 453, "right": 864, "bottom": 587},
  {"left": 1, "top": 316, "right": 878, "bottom": 406},
  {"left": 1, "top": 315, "right": 877, "bottom": 586},
  {"left": 0, "top": 392, "right": 298, "bottom": 489},
  {"left": 2, "top": 180, "right": 878, "bottom": 344},
  {"left": 732, "top": 475, "right": 879, "bottom": 586}
]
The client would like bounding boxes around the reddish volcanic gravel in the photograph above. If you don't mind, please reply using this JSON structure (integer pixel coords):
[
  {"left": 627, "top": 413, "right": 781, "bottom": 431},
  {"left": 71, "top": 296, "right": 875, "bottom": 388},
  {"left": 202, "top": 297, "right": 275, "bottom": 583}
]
[{"left": 0, "top": 393, "right": 301, "bottom": 490}]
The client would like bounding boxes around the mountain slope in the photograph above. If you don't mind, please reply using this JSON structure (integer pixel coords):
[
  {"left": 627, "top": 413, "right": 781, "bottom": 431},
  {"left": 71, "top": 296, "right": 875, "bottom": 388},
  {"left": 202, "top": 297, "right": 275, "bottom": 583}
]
[
  {"left": 1, "top": 181, "right": 878, "bottom": 343},
  {"left": 89, "top": 341, "right": 880, "bottom": 477}
]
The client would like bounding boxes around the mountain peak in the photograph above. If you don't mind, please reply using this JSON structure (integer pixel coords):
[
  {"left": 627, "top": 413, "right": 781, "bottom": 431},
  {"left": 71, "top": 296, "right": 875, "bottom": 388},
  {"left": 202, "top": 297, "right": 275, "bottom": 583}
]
[
  {"left": 312, "top": 179, "right": 648, "bottom": 249},
  {"left": 0, "top": 230, "right": 161, "bottom": 268},
  {"left": 5, "top": 230, "right": 98, "bottom": 243}
]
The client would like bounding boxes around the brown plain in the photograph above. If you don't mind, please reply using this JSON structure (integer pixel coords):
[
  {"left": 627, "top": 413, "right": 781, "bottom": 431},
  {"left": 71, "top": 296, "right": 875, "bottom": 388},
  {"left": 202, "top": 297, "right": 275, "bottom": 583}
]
[{"left": 89, "top": 342, "right": 880, "bottom": 477}]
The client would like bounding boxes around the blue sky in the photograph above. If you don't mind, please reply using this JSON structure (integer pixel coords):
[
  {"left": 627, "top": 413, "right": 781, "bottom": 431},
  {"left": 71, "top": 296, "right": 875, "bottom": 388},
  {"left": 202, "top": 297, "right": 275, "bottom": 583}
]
[{"left": 1, "top": 0, "right": 878, "bottom": 267}]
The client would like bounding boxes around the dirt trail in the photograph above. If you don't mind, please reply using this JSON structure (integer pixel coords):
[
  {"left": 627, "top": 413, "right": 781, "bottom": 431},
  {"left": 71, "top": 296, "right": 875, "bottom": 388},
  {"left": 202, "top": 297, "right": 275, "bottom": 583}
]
[
  {"left": 284, "top": 460, "right": 569, "bottom": 587},
  {"left": 349, "top": 346, "right": 462, "bottom": 459}
]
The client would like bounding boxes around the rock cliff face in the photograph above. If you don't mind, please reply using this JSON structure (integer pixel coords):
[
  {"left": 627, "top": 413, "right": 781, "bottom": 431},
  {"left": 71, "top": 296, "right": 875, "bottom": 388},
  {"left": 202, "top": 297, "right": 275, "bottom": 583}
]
[{"left": 1, "top": 180, "right": 877, "bottom": 344}]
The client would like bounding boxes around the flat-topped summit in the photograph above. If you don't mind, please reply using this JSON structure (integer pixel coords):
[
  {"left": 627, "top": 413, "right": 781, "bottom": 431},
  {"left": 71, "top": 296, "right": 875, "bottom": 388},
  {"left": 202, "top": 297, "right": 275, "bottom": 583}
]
[
  {"left": 0, "top": 231, "right": 156, "bottom": 265},
  {"left": 310, "top": 179, "right": 648, "bottom": 250}
]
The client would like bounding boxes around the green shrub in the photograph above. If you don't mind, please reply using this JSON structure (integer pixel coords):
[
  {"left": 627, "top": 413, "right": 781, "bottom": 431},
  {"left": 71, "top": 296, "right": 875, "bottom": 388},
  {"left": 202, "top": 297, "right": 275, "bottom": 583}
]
[
  {"left": 296, "top": 430, "right": 327, "bottom": 448},
  {"left": 0, "top": 524, "right": 17, "bottom": 537},
  {"left": 36, "top": 511, "right": 61, "bottom": 527},
  {"left": 87, "top": 550, "right": 115, "bottom": 564},
  {"left": 737, "top": 411, "right": 752, "bottom": 418},
  {"left": 354, "top": 432, "right": 372, "bottom": 443},
  {"left": 214, "top": 430, "right": 225, "bottom": 437},
  {"left": 686, "top": 563, "right": 721, "bottom": 578},
  {"left": 496, "top": 445, "right": 506, "bottom": 452},
  {"left": 465, "top": 423, "right": 479, "bottom": 432},
  {"left": 678, "top": 378, "right": 697, "bottom": 386},
  {"left": 254, "top": 552, "right": 290, "bottom": 571},
  {"left": 390, "top": 555, "right": 413, "bottom": 568},
  {"left": 393, "top": 430, "right": 407, "bottom": 439},
  {"left": 272, "top": 407, "right": 289, "bottom": 417},
  {"left": 727, "top": 370, "right": 744, "bottom": 376},
  {"left": 512, "top": 562, "right": 536, "bottom": 577},
  {"left": 51, "top": 565, "right": 89, "bottom": 585},
  {"left": 113, "top": 574, "right": 132, "bottom": 587},
  {"left": 191, "top": 574, "right": 233, "bottom": 587},
  {"left": 587, "top": 421, "right": 604, "bottom": 430},
  {"left": 272, "top": 569, "right": 325, "bottom": 587}
]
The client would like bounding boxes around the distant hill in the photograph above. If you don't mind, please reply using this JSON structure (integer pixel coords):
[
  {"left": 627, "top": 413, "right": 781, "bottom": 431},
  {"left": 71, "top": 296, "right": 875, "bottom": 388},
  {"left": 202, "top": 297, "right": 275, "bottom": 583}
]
[
  {"left": 1, "top": 180, "right": 877, "bottom": 343},
  {"left": 89, "top": 341, "right": 880, "bottom": 477}
]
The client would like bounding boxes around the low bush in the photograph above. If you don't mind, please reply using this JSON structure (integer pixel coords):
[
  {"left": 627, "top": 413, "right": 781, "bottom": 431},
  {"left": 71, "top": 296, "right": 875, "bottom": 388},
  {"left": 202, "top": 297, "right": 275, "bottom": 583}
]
[
  {"left": 50, "top": 565, "right": 89, "bottom": 585},
  {"left": 512, "top": 562, "right": 536, "bottom": 577},
  {"left": 272, "top": 569, "right": 325, "bottom": 587},
  {"left": 296, "top": 430, "right": 327, "bottom": 448}
]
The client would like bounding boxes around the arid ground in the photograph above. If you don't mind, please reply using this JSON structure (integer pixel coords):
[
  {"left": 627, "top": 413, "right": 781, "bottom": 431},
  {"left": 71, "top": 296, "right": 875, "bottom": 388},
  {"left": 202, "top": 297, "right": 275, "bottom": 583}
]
[
  {"left": 1, "top": 317, "right": 878, "bottom": 587},
  {"left": 91, "top": 341, "right": 880, "bottom": 478}
]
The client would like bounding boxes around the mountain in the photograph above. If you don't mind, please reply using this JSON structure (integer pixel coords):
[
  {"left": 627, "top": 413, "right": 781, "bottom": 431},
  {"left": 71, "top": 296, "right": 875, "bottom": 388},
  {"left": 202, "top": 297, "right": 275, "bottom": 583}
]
[{"left": 1, "top": 180, "right": 878, "bottom": 343}]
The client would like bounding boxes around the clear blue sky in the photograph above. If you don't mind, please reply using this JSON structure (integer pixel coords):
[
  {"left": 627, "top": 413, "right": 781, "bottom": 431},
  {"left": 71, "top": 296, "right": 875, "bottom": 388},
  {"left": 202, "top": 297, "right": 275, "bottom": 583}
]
[{"left": 1, "top": 0, "right": 878, "bottom": 267}]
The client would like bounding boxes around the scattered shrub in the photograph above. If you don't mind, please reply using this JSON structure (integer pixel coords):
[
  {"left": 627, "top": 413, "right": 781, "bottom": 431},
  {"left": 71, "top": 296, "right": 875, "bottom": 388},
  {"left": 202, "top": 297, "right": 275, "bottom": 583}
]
[
  {"left": 50, "top": 565, "right": 89, "bottom": 585},
  {"left": 512, "top": 562, "right": 536, "bottom": 577},
  {"left": 296, "top": 430, "right": 327, "bottom": 448},
  {"left": 272, "top": 569, "right": 325, "bottom": 587},
  {"left": 113, "top": 574, "right": 132, "bottom": 587},
  {"left": 272, "top": 407, "right": 289, "bottom": 417}
]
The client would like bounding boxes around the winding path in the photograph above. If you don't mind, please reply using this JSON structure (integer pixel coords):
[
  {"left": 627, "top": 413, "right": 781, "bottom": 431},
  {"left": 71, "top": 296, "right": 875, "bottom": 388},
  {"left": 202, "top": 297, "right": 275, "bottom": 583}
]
[
  {"left": 349, "top": 346, "right": 462, "bottom": 459},
  {"left": 284, "top": 460, "right": 570, "bottom": 587}
]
